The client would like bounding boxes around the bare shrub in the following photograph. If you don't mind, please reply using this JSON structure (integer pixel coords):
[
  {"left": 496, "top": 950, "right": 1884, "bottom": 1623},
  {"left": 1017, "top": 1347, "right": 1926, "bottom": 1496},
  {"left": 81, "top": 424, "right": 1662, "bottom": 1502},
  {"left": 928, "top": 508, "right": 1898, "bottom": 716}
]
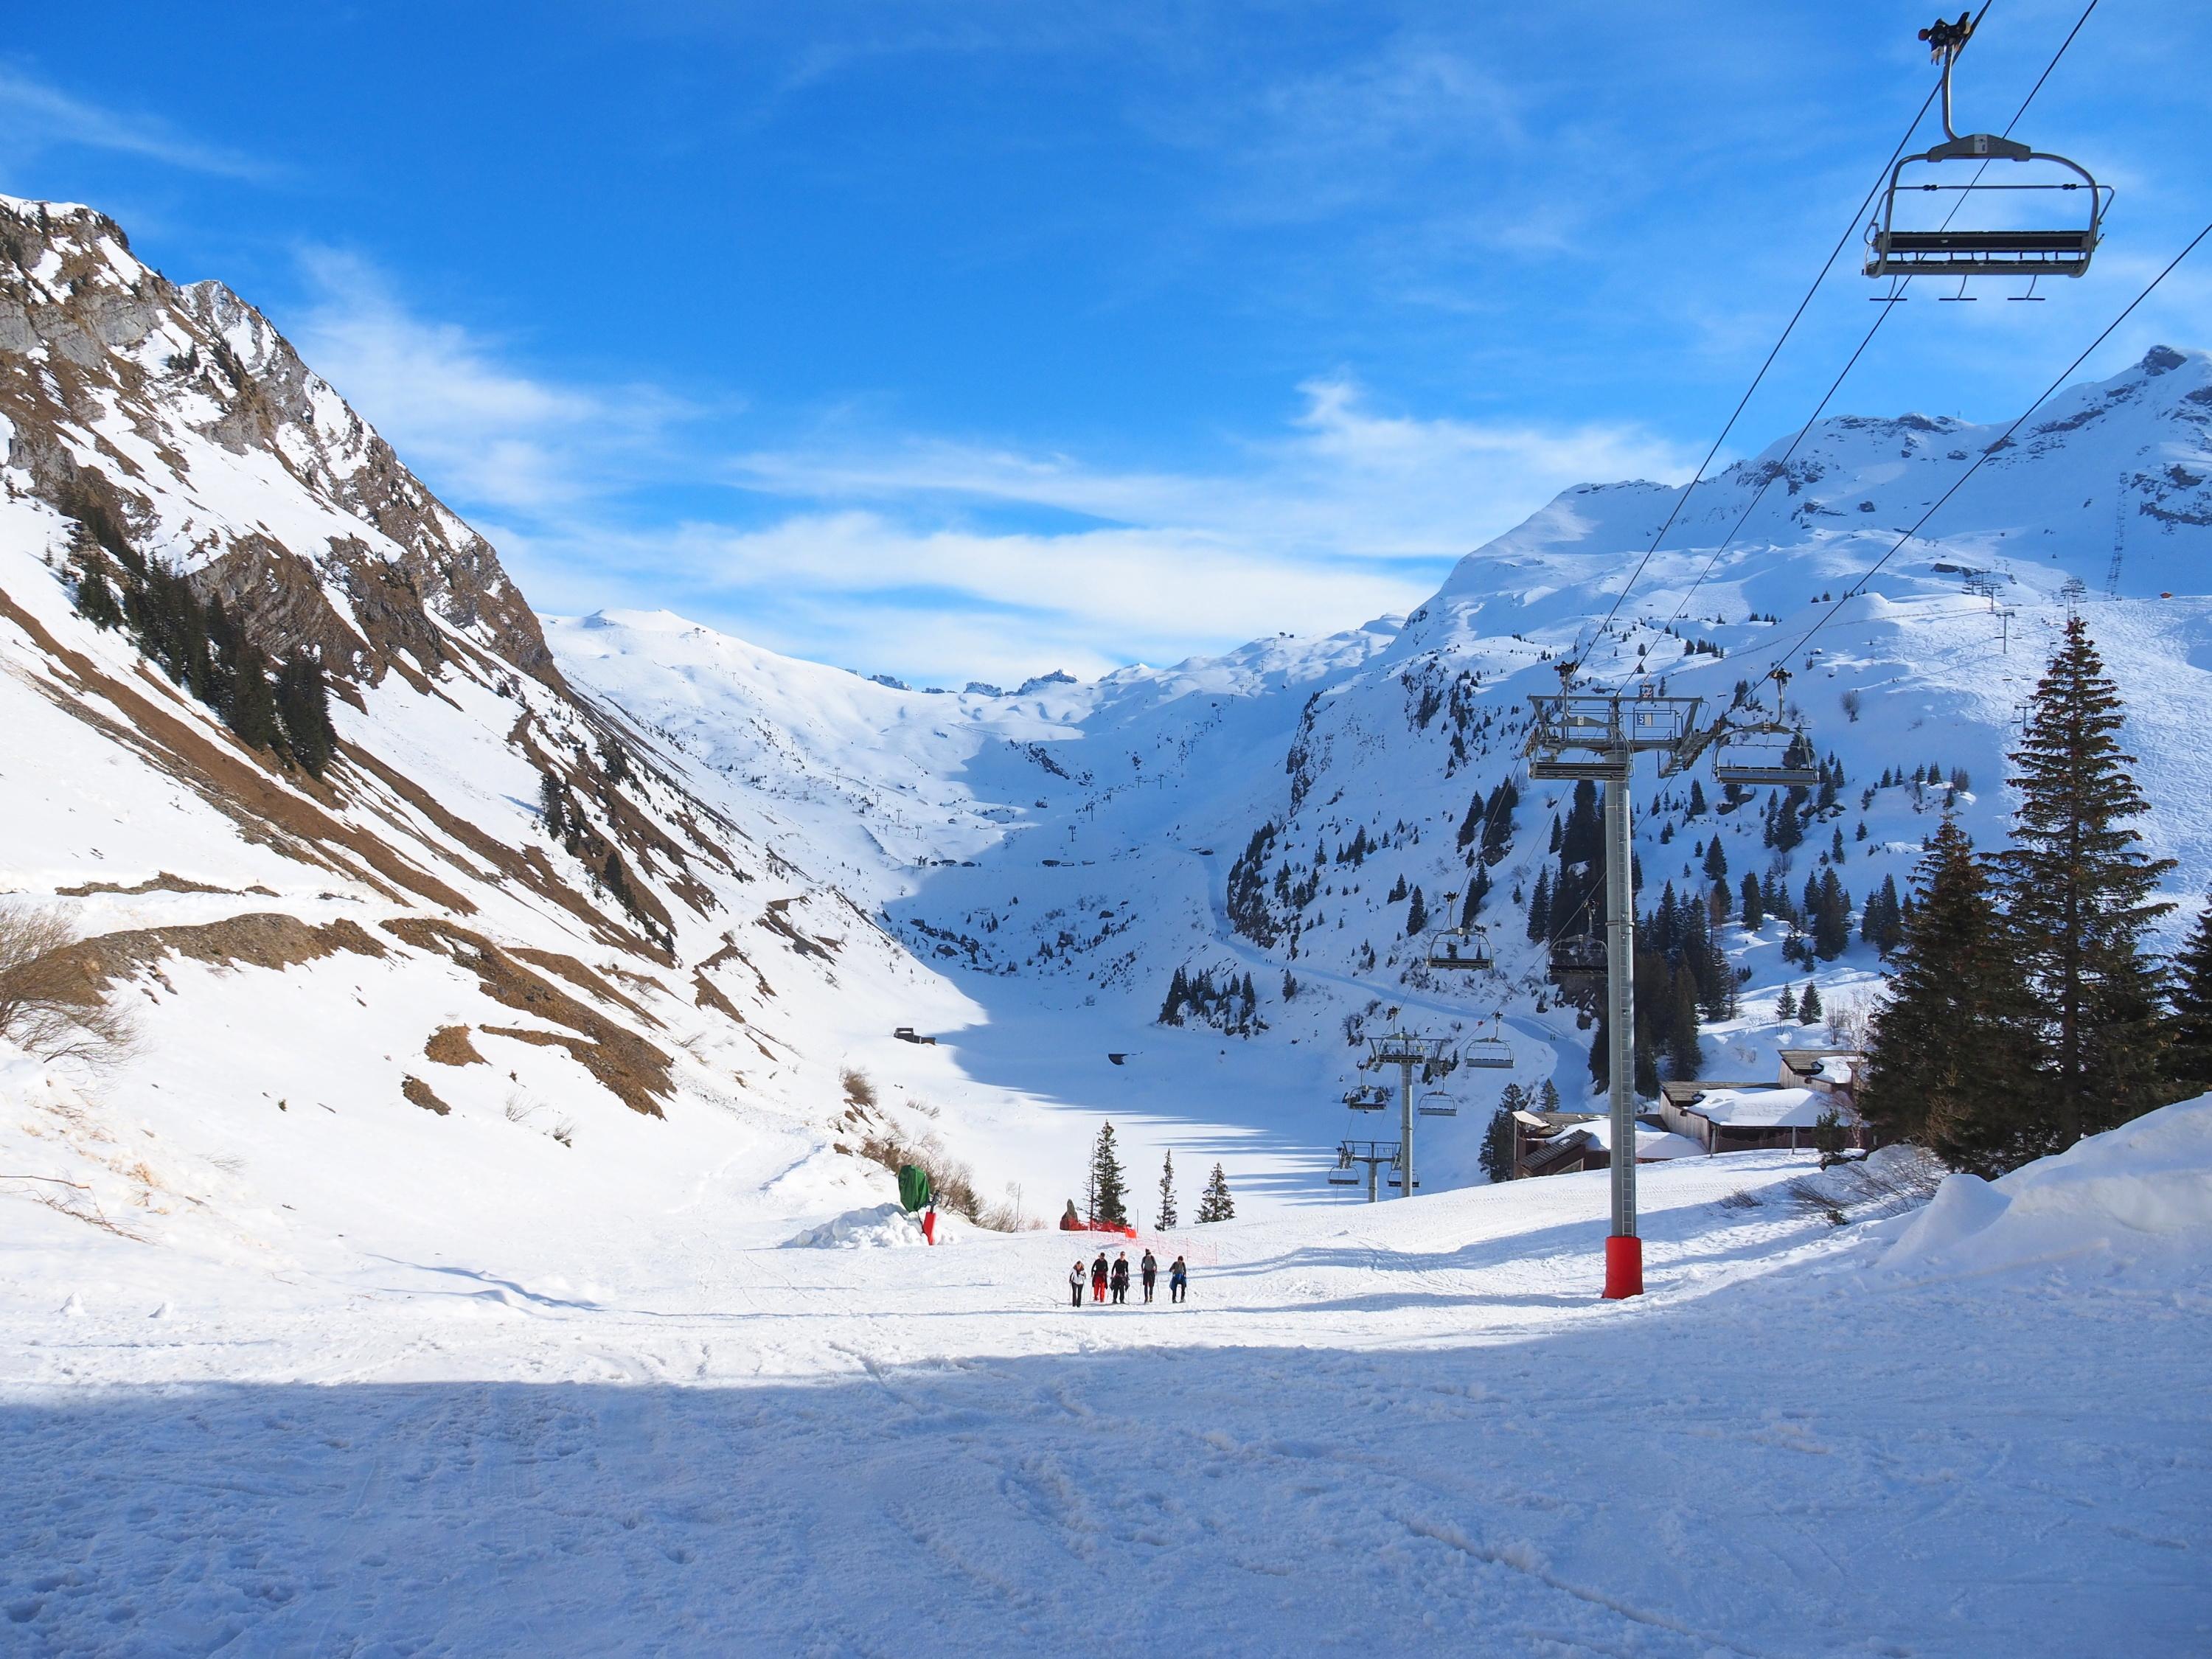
[
  {"left": 1840, "top": 689, "right": 1863, "bottom": 723},
  {"left": 840, "top": 1066, "right": 877, "bottom": 1109},
  {"left": 1717, "top": 1188, "right": 1762, "bottom": 1211},
  {"left": 0, "top": 903, "right": 136, "bottom": 1067},
  {"left": 1823, "top": 989, "right": 1879, "bottom": 1050},
  {"left": 551, "top": 1118, "right": 575, "bottom": 1148},
  {"left": 853, "top": 1128, "right": 1011, "bottom": 1231}
]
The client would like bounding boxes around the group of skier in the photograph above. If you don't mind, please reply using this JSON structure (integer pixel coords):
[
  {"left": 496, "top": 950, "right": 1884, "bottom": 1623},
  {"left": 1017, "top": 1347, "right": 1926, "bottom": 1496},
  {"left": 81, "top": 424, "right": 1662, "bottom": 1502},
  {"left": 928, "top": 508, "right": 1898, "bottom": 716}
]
[{"left": 1070, "top": 1248, "right": 1186, "bottom": 1307}]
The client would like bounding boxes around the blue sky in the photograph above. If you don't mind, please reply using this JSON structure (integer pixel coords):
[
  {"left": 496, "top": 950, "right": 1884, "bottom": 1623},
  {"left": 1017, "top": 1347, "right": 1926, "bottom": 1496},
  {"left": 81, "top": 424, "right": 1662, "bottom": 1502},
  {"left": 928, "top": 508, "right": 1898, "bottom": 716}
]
[{"left": 5, "top": 1, "right": 2208, "bottom": 685}]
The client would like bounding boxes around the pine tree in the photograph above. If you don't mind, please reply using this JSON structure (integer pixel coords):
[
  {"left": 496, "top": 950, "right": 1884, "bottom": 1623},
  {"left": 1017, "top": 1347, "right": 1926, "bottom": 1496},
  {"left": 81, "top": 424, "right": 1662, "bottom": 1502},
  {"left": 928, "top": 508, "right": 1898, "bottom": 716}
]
[
  {"left": 1632, "top": 1029, "right": 1660, "bottom": 1097},
  {"left": 1195, "top": 1162, "right": 1234, "bottom": 1223},
  {"left": 1812, "top": 869, "right": 1851, "bottom": 959},
  {"left": 1775, "top": 984, "right": 1796, "bottom": 1021},
  {"left": 1997, "top": 617, "right": 2177, "bottom": 1146},
  {"left": 1703, "top": 837, "right": 1728, "bottom": 882},
  {"left": 1480, "top": 1085, "right": 1524, "bottom": 1183},
  {"left": 1526, "top": 867, "right": 1551, "bottom": 942},
  {"left": 1158, "top": 965, "right": 1190, "bottom": 1026},
  {"left": 274, "top": 653, "right": 337, "bottom": 776},
  {"left": 1088, "top": 1121, "right": 1129, "bottom": 1226},
  {"left": 74, "top": 564, "right": 122, "bottom": 630},
  {"left": 1666, "top": 971, "right": 1702, "bottom": 1080},
  {"left": 538, "top": 772, "right": 567, "bottom": 839},
  {"left": 1859, "top": 819, "right": 2045, "bottom": 1174},
  {"left": 1538, "top": 1079, "right": 1561, "bottom": 1113},
  {"left": 2167, "top": 897, "right": 2212, "bottom": 1096},
  {"left": 1155, "top": 1150, "right": 1179, "bottom": 1229},
  {"left": 226, "top": 638, "right": 281, "bottom": 751},
  {"left": 1404, "top": 886, "right": 1427, "bottom": 936},
  {"left": 1798, "top": 981, "right": 1823, "bottom": 1026},
  {"left": 1740, "top": 872, "right": 1764, "bottom": 931}
]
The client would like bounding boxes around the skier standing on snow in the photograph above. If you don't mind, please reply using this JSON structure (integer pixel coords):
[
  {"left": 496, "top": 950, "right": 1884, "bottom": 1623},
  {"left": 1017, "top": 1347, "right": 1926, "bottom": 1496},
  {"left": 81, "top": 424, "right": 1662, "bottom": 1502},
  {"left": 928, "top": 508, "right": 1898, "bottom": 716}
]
[
  {"left": 1068, "top": 1260, "right": 1085, "bottom": 1309},
  {"left": 1169, "top": 1254, "right": 1188, "bottom": 1304},
  {"left": 1140, "top": 1248, "right": 1158, "bottom": 1304},
  {"left": 1091, "top": 1252, "right": 1109, "bottom": 1304},
  {"left": 1110, "top": 1252, "right": 1130, "bottom": 1304}
]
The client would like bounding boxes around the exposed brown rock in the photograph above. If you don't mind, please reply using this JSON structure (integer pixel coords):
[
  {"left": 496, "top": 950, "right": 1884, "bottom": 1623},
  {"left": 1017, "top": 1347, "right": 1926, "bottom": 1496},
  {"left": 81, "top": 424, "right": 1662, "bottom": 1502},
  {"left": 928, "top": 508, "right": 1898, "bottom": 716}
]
[
  {"left": 401, "top": 1075, "right": 451, "bottom": 1116},
  {"left": 424, "top": 1026, "right": 484, "bottom": 1067},
  {"left": 380, "top": 917, "right": 670, "bottom": 1118}
]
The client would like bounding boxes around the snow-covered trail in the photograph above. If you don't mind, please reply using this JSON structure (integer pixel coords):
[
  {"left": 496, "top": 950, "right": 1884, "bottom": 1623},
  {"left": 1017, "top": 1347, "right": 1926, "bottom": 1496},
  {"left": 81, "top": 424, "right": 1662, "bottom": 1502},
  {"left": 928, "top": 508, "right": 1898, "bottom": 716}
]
[{"left": 7, "top": 1150, "right": 2208, "bottom": 1655}]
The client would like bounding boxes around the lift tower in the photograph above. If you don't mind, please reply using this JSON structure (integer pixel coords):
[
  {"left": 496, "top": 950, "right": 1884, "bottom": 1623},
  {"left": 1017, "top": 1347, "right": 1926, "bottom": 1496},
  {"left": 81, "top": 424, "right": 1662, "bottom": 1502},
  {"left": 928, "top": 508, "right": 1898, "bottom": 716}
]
[
  {"left": 1363, "top": 1021, "right": 1457, "bottom": 1200},
  {"left": 1526, "top": 686, "right": 1711, "bottom": 1298}
]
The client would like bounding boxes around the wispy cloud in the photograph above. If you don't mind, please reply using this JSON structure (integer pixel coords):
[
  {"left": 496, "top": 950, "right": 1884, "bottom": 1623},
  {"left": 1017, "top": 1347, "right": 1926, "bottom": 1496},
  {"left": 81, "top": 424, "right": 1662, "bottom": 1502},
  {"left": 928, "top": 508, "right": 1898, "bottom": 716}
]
[
  {"left": 290, "top": 248, "right": 699, "bottom": 516},
  {"left": 276, "top": 254, "right": 1688, "bottom": 688},
  {"left": 0, "top": 64, "right": 270, "bottom": 181}
]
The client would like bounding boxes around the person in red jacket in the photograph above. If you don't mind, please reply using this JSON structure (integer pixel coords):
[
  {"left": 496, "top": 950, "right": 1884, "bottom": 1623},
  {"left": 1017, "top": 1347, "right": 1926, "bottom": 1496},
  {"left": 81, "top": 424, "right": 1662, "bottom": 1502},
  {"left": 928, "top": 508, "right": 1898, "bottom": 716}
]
[{"left": 1091, "top": 1253, "right": 1108, "bottom": 1304}]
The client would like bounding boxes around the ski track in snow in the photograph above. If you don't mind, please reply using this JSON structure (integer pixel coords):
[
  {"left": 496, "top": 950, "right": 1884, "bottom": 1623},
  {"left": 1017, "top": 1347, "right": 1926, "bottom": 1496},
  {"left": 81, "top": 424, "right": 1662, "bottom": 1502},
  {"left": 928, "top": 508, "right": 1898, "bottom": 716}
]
[{"left": 6, "top": 1149, "right": 2209, "bottom": 1656}]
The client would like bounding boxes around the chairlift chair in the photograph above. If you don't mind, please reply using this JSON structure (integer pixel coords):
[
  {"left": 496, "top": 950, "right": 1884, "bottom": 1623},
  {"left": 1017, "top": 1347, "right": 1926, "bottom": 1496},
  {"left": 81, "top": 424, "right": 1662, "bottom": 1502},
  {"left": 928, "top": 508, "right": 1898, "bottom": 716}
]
[
  {"left": 1423, "top": 921, "right": 1494, "bottom": 972},
  {"left": 1342, "top": 1085, "right": 1390, "bottom": 1113},
  {"left": 1865, "top": 14, "right": 2108, "bottom": 282},
  {"left": 1548, "top": 933, "right": 1607, "bottom": 987},
  {"left": 1711, "top": 668, "right": 1818, "bottom": 788},
  {"left": 1329, "top": 1143, "right": 1362, "bottom": 1184},
  {"left": 1461, "top": 1018, "right": 1514, "bottom": 1069},
  {"left": 1710, "top": 728, "right": 1820, "bottom": 788},
  {"left": 1417, "top": 1091, "right": 1458, "bottom": 1119}
]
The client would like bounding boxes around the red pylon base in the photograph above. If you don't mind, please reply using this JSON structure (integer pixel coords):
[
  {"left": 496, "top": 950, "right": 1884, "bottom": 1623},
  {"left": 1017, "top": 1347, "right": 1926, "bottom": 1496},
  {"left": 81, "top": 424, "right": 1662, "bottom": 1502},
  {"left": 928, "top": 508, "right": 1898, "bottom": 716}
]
[{"left": 1602, "top": 1233, "right": 1644, "bottom": 1300}]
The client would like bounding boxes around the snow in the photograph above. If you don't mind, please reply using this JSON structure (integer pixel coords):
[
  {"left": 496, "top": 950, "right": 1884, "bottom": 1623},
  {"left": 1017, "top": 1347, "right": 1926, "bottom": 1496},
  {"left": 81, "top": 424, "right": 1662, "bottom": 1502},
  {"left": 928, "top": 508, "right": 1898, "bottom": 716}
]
[
  {"left": 6, "top": 1127, "right": 2210, "bottom": 1653},
  {"left": 782, "top": 1200, "right": 939, "bottom": 1248},
  {"left": 1677, "top": 1084, "right": 1831, "bottom": 1128},
  {"left": 1882, "top": 1093, "right": 2212, "bottom": 1280}
]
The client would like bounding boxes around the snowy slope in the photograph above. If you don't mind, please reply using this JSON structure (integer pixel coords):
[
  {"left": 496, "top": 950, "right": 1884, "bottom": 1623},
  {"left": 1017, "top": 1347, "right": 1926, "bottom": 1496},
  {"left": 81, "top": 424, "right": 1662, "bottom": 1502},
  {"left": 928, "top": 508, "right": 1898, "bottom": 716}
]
[{"left": 5, "top": 1093, "right": 2208, "bottom": 1652}]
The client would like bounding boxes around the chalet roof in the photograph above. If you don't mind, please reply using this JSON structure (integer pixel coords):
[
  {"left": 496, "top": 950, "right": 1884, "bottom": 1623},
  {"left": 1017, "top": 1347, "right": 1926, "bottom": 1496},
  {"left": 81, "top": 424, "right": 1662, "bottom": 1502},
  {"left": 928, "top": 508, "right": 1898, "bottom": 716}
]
[
  {"left": 1544, "top": 1116, "right": 1706, "bottom": 1160},
  {"left": 1660, "top": 1079, "right": 1765, "bottom": 1105},
  {"left": 1677, "top": 1085, "right": 1854, "bottom": 1130}
]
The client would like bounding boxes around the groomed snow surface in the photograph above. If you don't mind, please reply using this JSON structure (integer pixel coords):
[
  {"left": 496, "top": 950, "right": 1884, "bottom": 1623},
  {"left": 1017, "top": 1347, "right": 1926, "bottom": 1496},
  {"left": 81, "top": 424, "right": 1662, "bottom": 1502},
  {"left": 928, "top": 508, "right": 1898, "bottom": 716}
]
[{"left": 7, "top": 1099, "right": 2210, "bottom": 1655}]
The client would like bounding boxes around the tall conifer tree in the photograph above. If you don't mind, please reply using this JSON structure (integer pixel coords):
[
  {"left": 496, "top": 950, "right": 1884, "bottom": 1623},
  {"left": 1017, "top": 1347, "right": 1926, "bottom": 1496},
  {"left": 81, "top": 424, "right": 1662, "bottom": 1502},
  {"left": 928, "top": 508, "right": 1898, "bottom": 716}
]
[
  {"left": 1860, "top": 819, "right": 2043, "bottom": 1174},
  {"left": 1998, "top": 618, "right": 2175, "bottom": 1144},
  {"left": 1088, "top": 1121, "right": 1128, "bottom": 1226},
  {"left": 2165, "top": 897, "right": 2212, "bottom": 1096}
]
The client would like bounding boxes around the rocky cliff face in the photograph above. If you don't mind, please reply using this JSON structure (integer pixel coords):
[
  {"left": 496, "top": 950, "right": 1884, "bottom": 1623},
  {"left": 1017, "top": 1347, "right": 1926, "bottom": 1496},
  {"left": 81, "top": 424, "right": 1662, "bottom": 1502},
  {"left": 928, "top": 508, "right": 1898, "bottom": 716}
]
[{"left": 0, "top": 196, "right": 550, "bottom": 688}]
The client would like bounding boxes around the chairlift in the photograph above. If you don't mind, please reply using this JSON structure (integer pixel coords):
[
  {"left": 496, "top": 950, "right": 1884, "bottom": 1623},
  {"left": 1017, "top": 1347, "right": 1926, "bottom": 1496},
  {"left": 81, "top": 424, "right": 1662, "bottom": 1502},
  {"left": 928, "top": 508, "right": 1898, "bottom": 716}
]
[
  {"left": 1461, "top": 1017, "right": 1514, "bottom": 1070},
  {"left": 1865, "top": 14, "right": 2108, "bottom": 282},
  {"left": 1342, "top": 1085, "right": 1390, "bottom": 1113},
  {"left": 1423, "top": 902, "right": 1494, "bottom": 971},
  {"left": 1417, "top": 1091, "right": 1458, "bottom": 1119},
  {"left": 1548, "top": 933, "right": 1607, "bottom": 987},
  {"left": 1711, "top": 668, "right": 1819, "bottom": 788},
  {"left": 1327, "top": 1169, "right": 1362, "bottom": 1186}
]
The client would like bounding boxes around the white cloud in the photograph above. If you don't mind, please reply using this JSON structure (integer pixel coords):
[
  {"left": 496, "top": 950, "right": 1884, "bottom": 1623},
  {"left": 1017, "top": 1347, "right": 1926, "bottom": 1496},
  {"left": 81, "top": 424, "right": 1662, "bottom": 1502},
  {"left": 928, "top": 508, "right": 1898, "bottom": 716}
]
[
  {"left": 290, "top": 248, "right": 692, "bottom": 515},
  {"left": 276, "top": 256, "right": 1688, "bottom": 688},
  {"left": 0, "top": 65, "right": 268, "bottom": 181}
]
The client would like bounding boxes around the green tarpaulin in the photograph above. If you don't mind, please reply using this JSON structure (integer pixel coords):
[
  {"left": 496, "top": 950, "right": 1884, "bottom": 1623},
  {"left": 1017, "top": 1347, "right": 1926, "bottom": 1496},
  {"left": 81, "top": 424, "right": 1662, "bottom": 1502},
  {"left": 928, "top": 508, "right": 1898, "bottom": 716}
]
[{"left": 897, "top": 1164, "right": 932, "bottom": 1213}]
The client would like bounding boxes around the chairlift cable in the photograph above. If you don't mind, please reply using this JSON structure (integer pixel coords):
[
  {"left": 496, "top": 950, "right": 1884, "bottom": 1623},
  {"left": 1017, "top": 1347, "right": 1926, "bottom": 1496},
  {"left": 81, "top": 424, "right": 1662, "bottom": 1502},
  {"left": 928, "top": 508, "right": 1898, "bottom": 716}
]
[
  {"left": 1561, "top": 13, "right": 1984, "bottom": 675},
  {"left": 1772, "top": 215, "right": 2212, "bottom": 675},
  {"left": 1638, "top": 0, "right": 2101, "bottom": 672}
]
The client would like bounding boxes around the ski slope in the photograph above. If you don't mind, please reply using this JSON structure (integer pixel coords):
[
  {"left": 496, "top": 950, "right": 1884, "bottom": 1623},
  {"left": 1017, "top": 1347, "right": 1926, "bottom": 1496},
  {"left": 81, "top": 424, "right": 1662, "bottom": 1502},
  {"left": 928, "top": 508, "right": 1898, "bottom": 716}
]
[{"left": 7, "top": 1100, "right": 2210, "bottom": 1655}]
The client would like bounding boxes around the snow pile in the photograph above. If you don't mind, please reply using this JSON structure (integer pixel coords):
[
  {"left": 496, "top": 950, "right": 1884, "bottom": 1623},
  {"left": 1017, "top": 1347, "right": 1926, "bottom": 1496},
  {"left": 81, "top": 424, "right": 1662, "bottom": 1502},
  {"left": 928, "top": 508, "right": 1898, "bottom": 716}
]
[
  {"left": 1882, "top": 1096, "right": 2212, "bottom": 1278},
  {"left": 782, "top": 1202, "right": 942, "bottom": 1248}
]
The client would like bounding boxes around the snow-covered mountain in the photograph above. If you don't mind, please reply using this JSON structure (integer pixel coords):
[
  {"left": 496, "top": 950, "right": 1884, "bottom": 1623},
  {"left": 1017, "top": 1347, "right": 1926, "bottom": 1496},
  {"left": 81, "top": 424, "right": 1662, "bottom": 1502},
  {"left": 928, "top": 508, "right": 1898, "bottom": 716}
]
[
  {"left": 0, "top": 196, "right": 1026, "bottom": 1283},
  {"left": 6, "top": 189, "right": 2212, "bottom": 1281},
  {"left": 563, "top": 344, "right": 2212, "bottom": 1198}
]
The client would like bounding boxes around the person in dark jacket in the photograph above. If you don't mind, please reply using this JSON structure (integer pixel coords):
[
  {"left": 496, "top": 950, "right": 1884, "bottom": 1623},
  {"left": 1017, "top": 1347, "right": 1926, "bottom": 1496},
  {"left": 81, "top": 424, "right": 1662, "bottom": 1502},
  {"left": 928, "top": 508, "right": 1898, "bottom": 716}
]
[
  {"left": 1091, "top": 1253, "right": 1109, "bottom": 1304},
  {"left": 1110, "top": 1252, "right": 1131, "bottom": 1304},
  {"left": 1140, "top": 1248, "right": 1158, "bottom": 1303},
  {"left": 1068, "top": 1260, "right": 1085, "bottom": 1309},
  {"left": 1169, "top": 1255, "right": 1189, "bottom": 1304}
]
